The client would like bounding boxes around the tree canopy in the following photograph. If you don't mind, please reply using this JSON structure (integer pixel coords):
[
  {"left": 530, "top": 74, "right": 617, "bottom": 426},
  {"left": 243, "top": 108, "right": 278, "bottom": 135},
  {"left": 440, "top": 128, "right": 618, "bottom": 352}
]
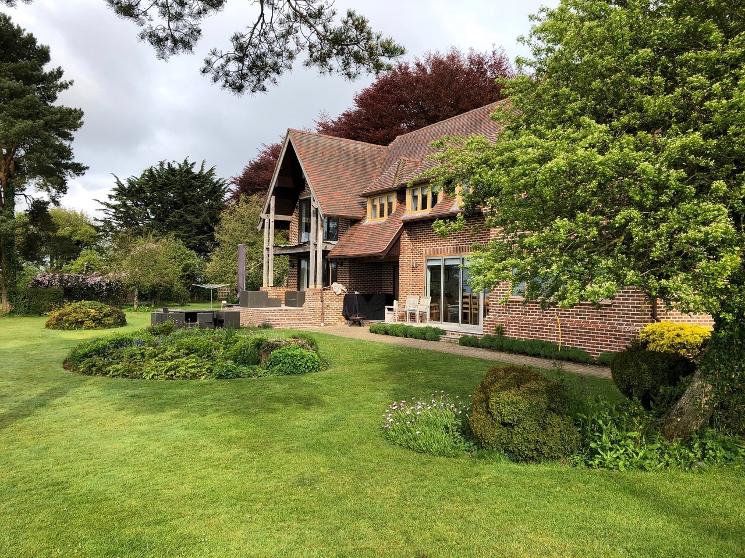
[
  {"left": 16, "top": 205, "right": 97, "bottom": 269},
  {"left": 427, "top": 0, "right": 745, "bottom": 438},
  {"left": 115, "top": 234, "right": 203, "bottom": 307},
  {"left": 2, "top": 0, "right": 405, "bottom": 95},
  {"left": 98, "top": 159, "right": 228, "bottom": 257},
  {"left": 206, "top": 194, "right": 287, "bottom": 291},
  {"left": 231, "top": 48, "right": 512, "bottom": 200},
  {"left": 0, "top": 12, "right": 86, "bottom": 311}
]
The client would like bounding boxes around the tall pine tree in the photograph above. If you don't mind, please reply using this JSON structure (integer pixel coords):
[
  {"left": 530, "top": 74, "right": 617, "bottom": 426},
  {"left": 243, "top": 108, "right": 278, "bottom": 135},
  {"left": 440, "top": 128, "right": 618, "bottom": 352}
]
[{"left": 0, "top": 13, "right": 86, "bottom": 312}]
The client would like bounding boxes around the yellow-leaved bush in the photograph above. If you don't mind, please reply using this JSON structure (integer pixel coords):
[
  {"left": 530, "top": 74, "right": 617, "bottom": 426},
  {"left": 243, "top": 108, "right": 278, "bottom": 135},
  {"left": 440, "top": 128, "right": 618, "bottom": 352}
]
[{"left": 638, "top": 322, "right": 712, "bottom": 360}]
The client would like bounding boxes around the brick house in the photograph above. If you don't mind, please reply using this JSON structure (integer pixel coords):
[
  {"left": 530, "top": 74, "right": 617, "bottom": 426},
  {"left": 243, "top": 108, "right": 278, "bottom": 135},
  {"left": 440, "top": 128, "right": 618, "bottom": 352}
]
[{"left": 252, "top": 102, "right": 710, "bottom": 355}]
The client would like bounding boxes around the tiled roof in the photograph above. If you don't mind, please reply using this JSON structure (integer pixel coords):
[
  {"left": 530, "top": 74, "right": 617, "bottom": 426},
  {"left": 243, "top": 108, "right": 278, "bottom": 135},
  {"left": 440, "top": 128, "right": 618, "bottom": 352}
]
[
  {"left": 288, "top": 129, "right": 387, "bottom": 219},
  {"left": 328, "top": 205, "right": 405, "bottom": 259},
  {"left": 269, "top": 102, "right": 502, "bottom": 256},
  {"left": 362, "top": 102, "right": 503, "bottom": 195}
]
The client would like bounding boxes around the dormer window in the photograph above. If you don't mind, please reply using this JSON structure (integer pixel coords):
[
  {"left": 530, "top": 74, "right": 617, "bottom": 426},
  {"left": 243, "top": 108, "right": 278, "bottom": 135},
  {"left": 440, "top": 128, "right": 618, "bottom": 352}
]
[
  {"left": 407, "top": 184, "right": 441, "bottom": 213},
  {"left": 368, "top": 193, "right": 396, "bottom": 221}
]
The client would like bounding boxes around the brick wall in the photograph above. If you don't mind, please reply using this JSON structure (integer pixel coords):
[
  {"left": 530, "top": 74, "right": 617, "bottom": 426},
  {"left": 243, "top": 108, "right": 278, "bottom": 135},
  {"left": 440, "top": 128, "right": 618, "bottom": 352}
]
[
  {"left": 397, "top": 216, "right": 712, "bottom": 356},
  {"left": 335, "top": 259, "right": 395, "bottom": 294},
  {"left": 398, "top": 216, "right": 490, "bottom": 300},
  {"left": 241, "top": 288, "right": 346, "bottom": 327}
]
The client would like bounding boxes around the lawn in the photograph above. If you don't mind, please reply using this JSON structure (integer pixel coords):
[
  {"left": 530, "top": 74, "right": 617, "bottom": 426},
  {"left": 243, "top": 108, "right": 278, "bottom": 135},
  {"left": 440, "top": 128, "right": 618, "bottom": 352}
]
[{"left": 0, "top": 313, "right": 743, "bottom": 557}]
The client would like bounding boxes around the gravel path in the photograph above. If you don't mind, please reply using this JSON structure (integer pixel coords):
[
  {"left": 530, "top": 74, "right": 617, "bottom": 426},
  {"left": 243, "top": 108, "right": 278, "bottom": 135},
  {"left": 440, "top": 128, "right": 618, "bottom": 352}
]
[{"left": 308, "top": 325, "right": 611, "bottom": 379}]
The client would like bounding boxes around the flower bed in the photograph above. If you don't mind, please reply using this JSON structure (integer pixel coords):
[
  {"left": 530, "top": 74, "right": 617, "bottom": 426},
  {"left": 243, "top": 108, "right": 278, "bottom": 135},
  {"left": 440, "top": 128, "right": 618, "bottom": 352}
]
[
  {"left": 64, "top": 325, "right": 322, "bottom": 380},
  {"left": 383, "top": 392, "right": 473, "bottom": 456}
]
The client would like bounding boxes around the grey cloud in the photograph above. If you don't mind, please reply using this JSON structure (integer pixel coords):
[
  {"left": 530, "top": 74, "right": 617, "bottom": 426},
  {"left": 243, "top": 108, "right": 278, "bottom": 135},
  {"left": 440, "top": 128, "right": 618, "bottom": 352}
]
[{"left": 6, "top": 0, "right": 556, "bottom": 216}]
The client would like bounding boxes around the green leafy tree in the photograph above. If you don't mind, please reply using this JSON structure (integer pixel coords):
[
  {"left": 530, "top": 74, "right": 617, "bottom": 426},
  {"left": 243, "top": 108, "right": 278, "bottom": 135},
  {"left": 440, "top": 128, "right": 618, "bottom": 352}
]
[
  {"left": 2, "top": 0, "right": 405, "bottom": 95},
  {"left": 427, "top": 0, "right": 745, "bottom": 439},
  {"left": 99, "top": 159, "right": 227, "bottom": 257},
  {"left": 116, "top": 235, "right": 204, "bottom": 308},
  {"left": 205, "top": 194, "right": 286, "bottom": 291},
  {"left": 0, "top": 13, "right": 86, "bottom": 311},
  {"left": 16, "top": 205, "right": 97, "bottom": 269},
  {"left": 62, "top": 247, "right": 108, "bottom": 274}
]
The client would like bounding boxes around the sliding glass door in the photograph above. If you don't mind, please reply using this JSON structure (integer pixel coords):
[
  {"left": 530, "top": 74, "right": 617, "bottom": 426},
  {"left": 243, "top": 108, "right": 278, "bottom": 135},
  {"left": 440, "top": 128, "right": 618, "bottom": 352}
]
[{"left": 426, "top": 256, "right": 485, "bottom": 329}]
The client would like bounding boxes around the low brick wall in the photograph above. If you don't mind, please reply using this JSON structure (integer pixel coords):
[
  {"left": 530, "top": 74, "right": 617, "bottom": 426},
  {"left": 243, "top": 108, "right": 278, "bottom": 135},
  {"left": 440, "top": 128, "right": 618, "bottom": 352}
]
[{"left": 240, "top": 288, "right": 346, "bottom": 328}]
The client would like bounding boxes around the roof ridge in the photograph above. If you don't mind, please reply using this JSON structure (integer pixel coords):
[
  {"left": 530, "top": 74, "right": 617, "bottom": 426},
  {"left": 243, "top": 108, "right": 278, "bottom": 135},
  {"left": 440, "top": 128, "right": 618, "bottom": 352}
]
[
  {"left": 288, "top": 128, "right": 388, "bottom": 150},
  {"left": 388, "top": 100, "right": 505, "bottom": 144}
]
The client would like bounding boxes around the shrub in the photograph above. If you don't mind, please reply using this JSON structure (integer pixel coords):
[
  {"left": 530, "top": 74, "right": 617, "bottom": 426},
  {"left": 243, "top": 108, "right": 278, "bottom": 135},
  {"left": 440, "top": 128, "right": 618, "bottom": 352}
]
[
  {"left": 458, "top": 334, "right": 595, "bottom": 364},
  {"left": 638, "top": 321, "right": 711, "bottom": 360},
  {"left": 211, "top": 360, "right": 253, "bottom": 379},
  {"left": 265, "top": 346, "right": 321, "bottom": 375},
  {"left": 11, "top": 287, "right": 64, "bottom": 315},
  {"left": 147, "top": 319, "right": 176, "bottom": 336},
  {"left": 45, "top": 301, "right": 127, "bottom": 330},
  {"left": 575, "top": 399, "right": 745, "bottom": 471},
  {"left": 469, "top": 365, "right": 581, "bottom": 462},
  {"left": 226, "top": 336, "right": 265, "bottom": 366},
  {"left": 30, "top": 272, "right": 126, "bottom": 306},
  {"left": 382, "top": 392, "right": 473, "bottom": 457},
  {"left": 369, "top": 323, "right": 445, "bottom": 341},
  {"left": 65, "top": 329, "right": 322, "bottom": 381},
  {"left": 610, "top": 348, "right": 694, "bottom": 409}
]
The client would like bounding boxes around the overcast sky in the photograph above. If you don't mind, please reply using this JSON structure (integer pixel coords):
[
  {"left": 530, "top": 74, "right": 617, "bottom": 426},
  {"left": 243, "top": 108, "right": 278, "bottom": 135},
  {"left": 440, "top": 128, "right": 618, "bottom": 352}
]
[{"left": 5, "top": 0, "right": 556, "bottom": 216}]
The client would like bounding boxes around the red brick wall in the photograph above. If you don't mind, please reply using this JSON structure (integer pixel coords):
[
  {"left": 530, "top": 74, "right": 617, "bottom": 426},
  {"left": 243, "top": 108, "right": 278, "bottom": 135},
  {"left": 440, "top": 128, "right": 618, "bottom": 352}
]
[
  {"left": 335, "top": 259, "right": 395, "bottom": 294},
  {"left": 397, "top": 217, "right": 712, "bottom": 356},
  {"left": 398, "top": 216, "right": 491, "bottom": 300},
  {"left": 242, "top": 288, "right": 346, "bottom": 327}
]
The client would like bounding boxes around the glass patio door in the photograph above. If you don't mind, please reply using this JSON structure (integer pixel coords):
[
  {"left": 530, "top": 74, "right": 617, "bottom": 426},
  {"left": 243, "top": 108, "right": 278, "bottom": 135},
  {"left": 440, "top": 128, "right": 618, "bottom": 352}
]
[{"left": 426, "top": 256, "right": 485, "bottom": 329}]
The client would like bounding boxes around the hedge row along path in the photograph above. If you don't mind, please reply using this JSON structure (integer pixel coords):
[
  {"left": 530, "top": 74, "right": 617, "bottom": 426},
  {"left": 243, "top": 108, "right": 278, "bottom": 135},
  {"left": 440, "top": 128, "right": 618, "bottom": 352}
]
[{"left": 309, "top": 326, "right": 611, "bottom": 379}]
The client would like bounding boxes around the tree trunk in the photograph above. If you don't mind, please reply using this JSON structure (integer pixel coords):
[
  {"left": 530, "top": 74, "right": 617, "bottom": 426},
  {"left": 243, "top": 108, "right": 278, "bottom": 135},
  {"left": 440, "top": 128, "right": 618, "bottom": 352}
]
[
  {"left": 661, "top": 368, "right": 715, "bottom": 440},
  {"left": 661, "top": 318, "right": 745, "bottom": 440},
  {"left": 133, "top": 288, "right": 139, "bottom": 311},
  {"left": 0, "top": 175, "right": 15, "bottom": 314}
]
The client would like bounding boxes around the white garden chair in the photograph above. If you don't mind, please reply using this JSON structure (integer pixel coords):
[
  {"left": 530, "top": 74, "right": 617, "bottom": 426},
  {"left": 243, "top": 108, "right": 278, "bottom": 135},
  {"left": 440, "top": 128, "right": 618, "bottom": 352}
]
[
  {"left": 404, "top": 295, "right": 419, "bottom": 323},
  {"left": 416, "top": 296, "right": 431, "bottom": 323}
]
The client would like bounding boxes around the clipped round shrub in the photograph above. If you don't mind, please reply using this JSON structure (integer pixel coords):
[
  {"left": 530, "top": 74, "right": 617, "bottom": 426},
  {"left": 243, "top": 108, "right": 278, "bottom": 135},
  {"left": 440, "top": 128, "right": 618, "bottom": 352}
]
[
  {"left": 469, "top": 365, "right": 581, "bottom": 462},
  {"left": 45, "top": 301, "right": 126, "bottom": 330},
  {"left": 265, "top": 346, "right": 321, "bottom": 376},
  {"left": 638, "top": 322, "right": 711, "bottom": 360},
  {"left": 610, "top": 348, "right": 695, "bottom": 409}
]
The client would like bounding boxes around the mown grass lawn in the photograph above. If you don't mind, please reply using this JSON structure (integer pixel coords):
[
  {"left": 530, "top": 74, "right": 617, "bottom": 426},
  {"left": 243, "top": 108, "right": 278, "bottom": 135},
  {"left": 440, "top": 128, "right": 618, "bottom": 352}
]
[{"left": 0, "top": 313, "right": 743, "bottom": 557}]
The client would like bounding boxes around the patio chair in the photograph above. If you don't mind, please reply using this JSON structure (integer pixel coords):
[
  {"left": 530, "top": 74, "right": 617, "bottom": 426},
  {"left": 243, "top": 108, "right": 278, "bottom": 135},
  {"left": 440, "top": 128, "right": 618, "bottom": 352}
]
[
  {"left": 197, "top": 312, "right": 214, "bottom": 329},
  {"left": 384, "top": 300, "right": 399, "bottom": 323},
  {"left": 404, "top": 295, "right": 419, "bottom": 323},
  {"left": 170, "top": 312, "right": 186, "bottom": 328},
  {"left": 417, "top": 296, "right": 431, "bottom": 323}
]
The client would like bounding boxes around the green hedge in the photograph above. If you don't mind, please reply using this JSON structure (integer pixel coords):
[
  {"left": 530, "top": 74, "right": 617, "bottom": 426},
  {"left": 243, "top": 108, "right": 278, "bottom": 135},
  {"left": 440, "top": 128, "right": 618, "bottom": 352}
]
[
  {"left": 459, "top": 334, "right": 595, "bottom": 364},
  {"left": 11, "top": 287, "right": 64, "bottom": 316},
  {"left": 610, "top": 348, "right": 695, "bottom": 410},
  {"left": 369, "top": 323, "right": 445, "bottom": 341}
]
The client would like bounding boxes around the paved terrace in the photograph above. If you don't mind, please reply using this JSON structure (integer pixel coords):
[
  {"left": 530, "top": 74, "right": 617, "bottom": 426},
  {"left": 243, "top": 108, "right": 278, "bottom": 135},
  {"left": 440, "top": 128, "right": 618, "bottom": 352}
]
[{"left": 308, "top": 325, "right": 611, "bottom": 379}]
